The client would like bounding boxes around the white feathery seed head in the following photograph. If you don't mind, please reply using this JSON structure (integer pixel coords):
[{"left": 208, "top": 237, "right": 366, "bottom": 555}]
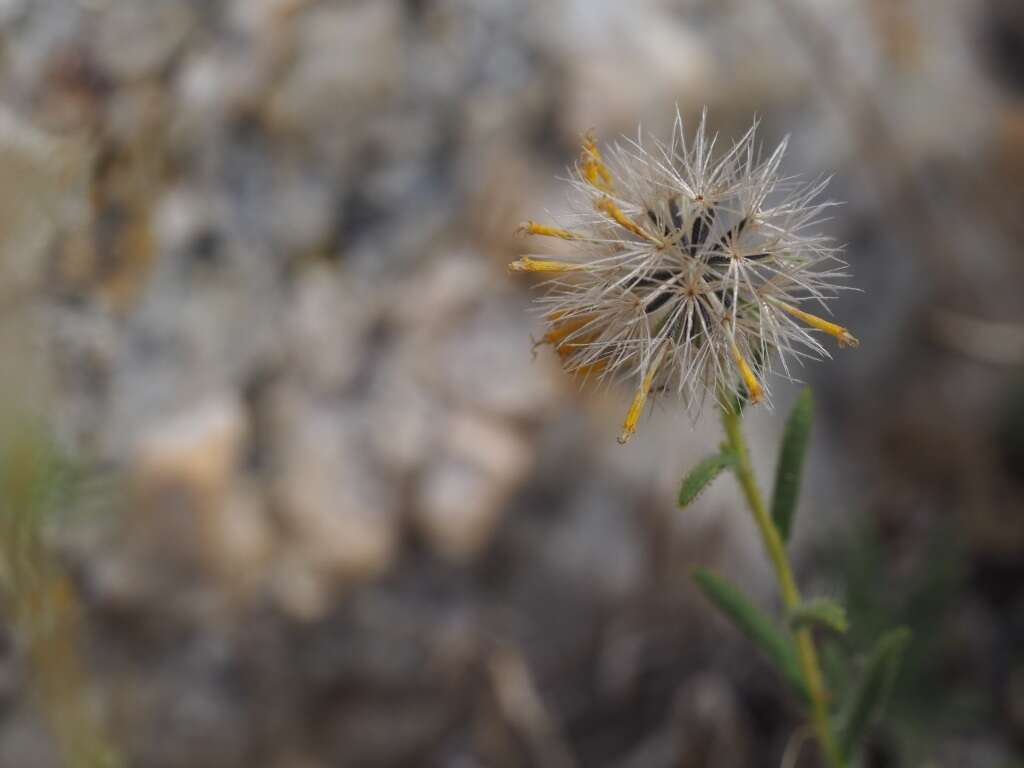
[{"left": 510, "top": 109, "right": 857, "bottom": 443}]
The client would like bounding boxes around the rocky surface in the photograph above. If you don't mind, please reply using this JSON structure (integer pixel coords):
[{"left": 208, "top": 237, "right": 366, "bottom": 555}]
[{"left": 0, "top": 0, "right": 1022, "bottom": 766}]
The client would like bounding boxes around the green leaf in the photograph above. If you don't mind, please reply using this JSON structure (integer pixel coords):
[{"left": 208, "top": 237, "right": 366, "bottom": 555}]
[
  {"left": 789, "top": 598, "right": 849, "bottom": 634},
  {"left": 691, "top": 567, "right": 808, "bottom": 702},
  {"left": 678, "top": 452, "right": 735, "bottom": 507},
  {"left": 838, "top": 627, "right": 911, "bottom": 758},
  {"left": 771, "top": 388, "right": 814, "bottom": 541}
]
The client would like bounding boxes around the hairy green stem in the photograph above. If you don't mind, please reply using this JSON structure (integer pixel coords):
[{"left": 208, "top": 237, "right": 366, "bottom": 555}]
[{"left": 720, "top": 404, "right": 844, "bottom": 768}]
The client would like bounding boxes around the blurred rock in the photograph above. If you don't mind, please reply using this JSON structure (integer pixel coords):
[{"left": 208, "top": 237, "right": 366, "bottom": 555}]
[
  {"left": 417, "top": 458, "right": 496, "bottom": 562},
  {"left": 209, "top": 481, "right": 273, "bottom": 592},
  {"left": 91, "top": 3, "right": 194, "bottom": 83},
  {"left": 0, "top": 0, "right": 25, "bottom": 28},
  {"left": 0, "top": 713, "right": 59, "bottom": 768},
  {"left": 416, "top": 411, "right": 532, "bottom": 563},
  {"left": 133, "top": 394, "right": 261, "bottom": 581},
  {"left": 268, "top": 164, "right": 335, "bottom": 255},
  {"left": 268, "top": 550, "right": 331, "bottom": 622},
  {"left": 435, "top": 297, "right": 562, "bottom": 421},
  {"left": 135, "top": 394, "right": 245, "bottom": 508},
  {"left": 1007, "top": 660, "right": 1024, "bottom": 739},
  {"left": 553, "top": 3, "right": 712, "bottom": 137},
  {"left": 126, "top": 670, "right": 251, "bottom": 768},
  {"left": 174, "top": 44, "right": 269, "bottom": 139},
  {"left": 266, "top": 2, "right": 401, "bottom": 157},
  {"left": 365, "top": 360, "right": 436, "bottom": 475},
  {"left": 543, "top": 479, "right": 649, "bottom": 602},
  {"left": 392, "top": 252, "right": 493, "bottom": 330},
  {"left": 672, "top": 673, "right": 752, "bottom": 768},
  {"left": 153, "top": 183, "right": 225, "bottom": 263},
  {"left": 286, "top": 265, "right": 372, "bottom": 394},
  {"left": 270, "top": 388, "right": 399, "bottom": 593},
  {"left": 0, "top": 107, "right": 89, "bottom": 296}
]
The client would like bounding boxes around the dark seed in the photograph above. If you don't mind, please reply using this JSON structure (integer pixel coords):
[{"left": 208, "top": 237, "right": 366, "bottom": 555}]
[
  {"left": 645, "top": 291, "right": 674, "bottom": 313},
  {"left": 710, "top": 216, "right": 748, "bottom": 252},
  {"left": 697, "top": 301, "right": 711, "bottom": 326},
  {"left": 669, "top": 198, "right": 684, "bottom": 232},
  {"left": 627, "top": 268, "right": 680, "bottom": 314},
  {"left": 689, "top": 205, "right": 717, "bottom": 254},
  {"left": 634, "top": 268, "right": 679, "bottom": 287}
]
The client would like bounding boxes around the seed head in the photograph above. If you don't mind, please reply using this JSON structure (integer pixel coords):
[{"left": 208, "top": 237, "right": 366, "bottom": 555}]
[{"left": 511, "top": 109, "right": 857, "bottom": 443}]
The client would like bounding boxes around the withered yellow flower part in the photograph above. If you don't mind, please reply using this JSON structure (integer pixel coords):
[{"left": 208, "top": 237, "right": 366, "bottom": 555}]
[
  {"left": 534, "top": 312, "right": 610, "bottom": 380},
  {"left": 515, "top": 221, "right": 582, "bottom": 240},
  {"left": 508, "top": 257, "right": 583, "bottom": 273},
  {"left": 541, "top": 313, "right": 597, "bottom": 350},
  {"left": 595, "top": 197, "right": 663, "bottom": 245},
  {"left": 768, "top": 299, "right": 860, "bottom": 348},
  {"left": 569, "top": 356, "right": 609, "bottom": 379},
  {"left": 730, "top": 338, "right": 764, "bottom": 404},
  {"left": 619, "top": 345, "right": 668, "bottom": 444},
  {"left": 582, "top": 131, "right": 614, "bottom": 192}
]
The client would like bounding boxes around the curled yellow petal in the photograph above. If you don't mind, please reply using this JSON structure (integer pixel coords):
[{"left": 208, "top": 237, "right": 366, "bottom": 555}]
[
  {"left": 596, "top": 197, "right": 662, "bottom": 245},
  {"left": 618, "top": 345, "right": 668, "bottom": 444},
  {"left": 770, "top": 299, "right": 859, "bottom": 348},
  {"left": 541, "top": 313, "right": 597, "bottom": 350},
  {"left": 582, "top": 131, "right": 614, "bottom": 193},
  {"left": 730, "top": 338, "right": 764, "bottom": 404},
  {"left": 568, "top": 356, "right": 609, "bottom": 379},
  {"left": 515, "top": 221, "right": 582, "bottom": 241},
  {"left": 509, "top": 257, "right": 582, "bottom": 273}
]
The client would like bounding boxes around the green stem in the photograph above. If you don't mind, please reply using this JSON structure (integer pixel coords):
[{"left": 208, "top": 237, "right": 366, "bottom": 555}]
[{"left": 720, "top": 403, "right": 845, "bottom": 768}]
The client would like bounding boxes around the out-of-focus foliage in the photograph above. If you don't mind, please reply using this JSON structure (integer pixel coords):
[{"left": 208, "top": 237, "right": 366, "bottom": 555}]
[{"left": 0, "top": 419, "right": 119, "bottom": 768}]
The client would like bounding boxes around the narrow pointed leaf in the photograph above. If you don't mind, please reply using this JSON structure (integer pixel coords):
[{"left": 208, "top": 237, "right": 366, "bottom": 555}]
[
  {"left": 838, "top": 627, "right": 911, "bottom": 758},
  {"left": 771, "top": 388, "right": 813, "bottom": 541},
  {"left": 678, "top": 452, "right": 735, "bottom": 507},
  {"left": 691, "top": 568, "right": 808, "bottom": 702},
  {"left": 789, "top": 598, "right": 849, "bottom": 634}
]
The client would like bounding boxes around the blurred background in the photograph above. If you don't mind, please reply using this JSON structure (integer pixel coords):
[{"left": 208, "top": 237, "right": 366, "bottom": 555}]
[{"left": 0, "top": 0, "right": 1022, "bottom": 766}]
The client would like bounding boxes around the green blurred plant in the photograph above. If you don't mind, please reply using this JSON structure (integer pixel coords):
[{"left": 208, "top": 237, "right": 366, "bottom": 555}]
[
  {"left": 824, "top": 502, "right": 979, "bottom": 764},
  {"left": 682, "top": 389, "right": 908, "bottom": 768},
  {"left": 0, "top": 414, "right": 120, "bottom": 768}
]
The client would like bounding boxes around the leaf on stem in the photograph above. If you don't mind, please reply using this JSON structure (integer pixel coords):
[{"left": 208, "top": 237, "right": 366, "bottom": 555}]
[
  {"left": 678, "top": 452, "right": 735, "bottom": 507},
  {"left": 771, "top": 388, "right": 813, "bottom": 541},
  {"left": 691, "top": 567, "right": 809, "bottom": 702},
  {"left": 789, "top": 598, "right": 849, "bottom": 635},
  {"left": 838, "top": 627, "right": 911, "bottom": 758}
]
